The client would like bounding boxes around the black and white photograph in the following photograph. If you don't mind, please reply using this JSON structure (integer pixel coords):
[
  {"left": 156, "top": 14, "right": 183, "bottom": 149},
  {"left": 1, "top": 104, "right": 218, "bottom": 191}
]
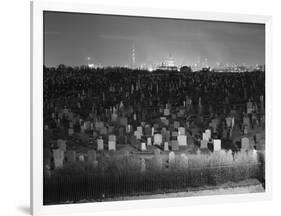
[{"left": 43, "top": 11, "right": 266, "bottom": 205}]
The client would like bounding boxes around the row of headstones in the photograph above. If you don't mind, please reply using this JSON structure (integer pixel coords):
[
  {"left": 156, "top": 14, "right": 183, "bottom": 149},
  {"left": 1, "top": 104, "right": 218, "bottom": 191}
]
[{"left": 52, "top": 149, "right": 98, "bottom": 169}]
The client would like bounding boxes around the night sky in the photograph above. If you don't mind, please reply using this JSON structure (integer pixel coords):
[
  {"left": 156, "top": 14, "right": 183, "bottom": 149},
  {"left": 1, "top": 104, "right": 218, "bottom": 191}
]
[{"left": 44, "top": 11, "right": 265, "bottom": 68}]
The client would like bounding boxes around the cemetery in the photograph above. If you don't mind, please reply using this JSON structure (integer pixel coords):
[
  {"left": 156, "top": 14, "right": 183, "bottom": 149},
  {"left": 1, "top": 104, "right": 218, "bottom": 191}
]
[{"left": 43, "top": 66, "right": 265, "bottom": 204}]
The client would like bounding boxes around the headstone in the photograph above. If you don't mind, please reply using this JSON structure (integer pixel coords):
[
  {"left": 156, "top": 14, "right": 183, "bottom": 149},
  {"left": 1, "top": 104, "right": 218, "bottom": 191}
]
[
  {"left": 126, "top": 124, "right": 132, "bottom": 133},
  {"left": 134, "top": 130, "right": 141, "bottom": 140},
  {"left": 108, "top": 126, "right": 115, "bottom": 134},
  {"left": 151, "top": 155, "right": 162, "bottom": 170},
  {"left": 53, "top": 149, "right": 64, "bottom": 168},
  {"left": 137, "top": 126, "right": 143, "bottom": 136},
  {"left": 145, "top": 125, "right": 152, "bottom": 136},
  {"left": 205, "top": 129, "right": 211, "bottom": 140},
  {"left": 173, "top": 121, "right": 180, "bottom": 129},
  {"left": 179, "top": 153, "right": 189, "bottom": 168},
  {"left": 178, "top": 127, "right": 185, "bottom": 135},
  {"left": 154, "top": 134, "right": 162, "bottom": 145},
  {"left": 119, "top": 117, "right": 128, "bottom": 126},
  {"left": 168, "top": 151, "right": 176, "bottom": 166},
  {"left": 109, "top": 134, "right": 116, "bottom": 142},
  {"left": 78, "top": 154, "right": 85, "bottom": 161},
  {"left": 68, "top": 128, "right": 74, "bottom": 136},
  {"left": 200, "top": 140, "right": 208, "bottom": 149},
  {"left": 108, "top": 140, "right": 116, "bottom": 151},
  {"left": 118, "top": 127, "right": 124, "bottom": 137},
  {"left": 66, "top": 150, "right": 76, "bottom": 163},
  {"left": 171, "top": 140, "right": 179, "bottom": 151},
  {"left": 241, "top": 137, "right": 250, "bottom": 150},
  {"left": 172, "top": 131, "right": 178, "bottom": 137},
  {"left": 213, "top": 139, "right": 221, "bottom": 151},
  {"left": 141, "top": 142, "right": 146, "bottom": 151},
  {"left": 164, "top": 108, "right": 170, "bottom": 116},
  {"left": 57, "top": 139, "right": 67, "bottom": 152},
  {"left": 83, "top": 121, "right": 91, "bottom": 130},
  {"left": 177, "top": 135, "right": 187, "bottom": 146},
  {"left": 147, "top": 137, "right": 152, "bottom": 146},
  {"left": 202, "top": 132, "right": 209, "bottom": 141},
  {"left": 100, "top": 127, "right": 108, "bottom": 135},
  {"left": 164, "top": 142, "right": 169, "bottom": 151},
  {"left": 95, "top": 121, "right": 104, "bottom": 129},
  {"left": 97, "top": 138, "right": 104, "bottom": 151}
]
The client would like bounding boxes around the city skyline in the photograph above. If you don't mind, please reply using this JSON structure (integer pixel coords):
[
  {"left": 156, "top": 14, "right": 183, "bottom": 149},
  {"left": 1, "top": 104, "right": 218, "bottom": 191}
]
[{"left": 44, "top": 11, "right": 265, "bottom": 68}]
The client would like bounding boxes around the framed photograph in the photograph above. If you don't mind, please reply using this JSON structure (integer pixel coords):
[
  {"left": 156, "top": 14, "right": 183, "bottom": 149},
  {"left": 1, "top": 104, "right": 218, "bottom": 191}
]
[{"left": 31, "top": 0, "right": 272, "bottom": 215}]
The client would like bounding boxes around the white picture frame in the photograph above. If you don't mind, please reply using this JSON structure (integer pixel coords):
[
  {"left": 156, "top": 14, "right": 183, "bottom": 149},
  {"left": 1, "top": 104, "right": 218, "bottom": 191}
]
[{"left": 31, "top": 0, "right": 273, "bottom": 215}]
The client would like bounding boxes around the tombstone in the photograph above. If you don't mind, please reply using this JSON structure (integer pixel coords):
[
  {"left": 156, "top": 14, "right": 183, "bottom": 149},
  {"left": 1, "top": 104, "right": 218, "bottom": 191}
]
[
  {"left": 213, "top": 139, "right": 221, "bottom": 151},
  {"left": 118, "top": 127, "right": 124, "bottom": 137},
  {"left": 80, "top": 125, "right": 85, "bottom": 133},
  {"left": 154, "top": 134, "right": 162, "bottom": 145},
  {"left": 95, "top": 121, "right": 104, "bottom": 129},
  {"left": 144, "top": 125, "right": 152, "bottom": 136},
  {"left": 164, "top": 142, "right": 169, "bottom": 151},
  {"left": 171, "top": 114, "right": 177, "bottom": 120},
  {"left": 68, "top": 128, "right": 74, "bottom": 136},
  {"left": 57, "top": 139, "right": 67, "bottom": 152},
  {"left": 171, "top": 140, "right": 179, "bottom": 151},
  {"left": 172, "top": 131, "right": 178, "bottom": 137},
  {"left": 87, "top": 150, "right": 97, "bottom": 162},
  {"left": 200, "top": 140, "right": 208, "bottom": 149},
  {"left": 202, "top": 132, "right": 209, "bottom": 141},
  {"left": 78, "top": 154, "right": 85, "bottom": 161},
  {"left": 164, "top": 108, "right": 170, "bottom": 116},
  {"left": 66, "top": 150, "right": 76, "bottom": 163},
  {"left": 247, "top": 101, "right": 253, "bottom": 114},
  {"left": 151, "top": 127, "right": 155, "bottom": 135},
  {"left": 53, "top": 149, "right": 64, "bottom": 168},
  {"left": 243, "top": 116, "right": 250, "bottom": 127},
  {"left": 147, "top": 137, "right": 152, "bottom": 146},
  {"left": 100, "top": 127, "right": 108, "bottom": 135},
  {"left": 109, "top": 134, "right": 116, "bottom": 142},
  {"left": 179, "top": 153, "right": 189, "bottom": 168},
  {"left": 111, "top": 112, "right": 118, "bottom": 122},
  {"left": 209, "top": 119, "right": 218, "bottom": 132},
  {"left": 108, "top": 140, "right": 116, "bottom": 151},
  {"left": 168, "top": 151, "right": 176, "bottom": 166},
  {"left": 177, "top": 135, "right": 187, "bottom": 146},
  {"left": 163, "top": 119, "right": 169, "bottom": 126},
  {"left": 243, "top": 125, "right": 248, "bottom": 135},
  {"left": 173, "top": 121, "right": 180, "bottom": 129},
  {"left": 178, "top": 127, "right": 185, "bottom": 135},
  {"left": 134, "top": 130, "right": 141, "bottom": 140},
  {"left": 141, "top": 158, "right": 146, "bottom": 172},
  {"left": 108, "top": 126, "right": 115, "bottom": 134},
  {"left": 119, "top": 117, "right": 128, "bottom": 126},
  {"left": 141, "top": 142, "right": 146, "bottom": 151},
  {"left": 84, "top": 121, "right": 91, "bottom": 130},
  {"left": 241, "top": 137, "right": 250, "bottom": 150},
  {"left": 97, "top": 138, "right": 104, "bottom": 151},
  {"left": 205, "top": 129, "right": 211, "bottom": 140},
  {"left": 225, "top": 117, "right": 232, "bottom": 128},
  {"left": 126, "top": 124, "right": 132, "bottom": 133},
  {"left": 137, "top": 126, "right": 143, "bottom": 136}
]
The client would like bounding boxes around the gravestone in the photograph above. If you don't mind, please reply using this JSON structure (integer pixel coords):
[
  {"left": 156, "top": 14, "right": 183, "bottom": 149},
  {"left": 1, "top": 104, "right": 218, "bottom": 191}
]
[
  {"left": 119, "top": 117, "right": 128, "bottom": 126},
  {"left": 168, "top": 151, "right": 176, "bottom": 166},
  {"left": 141, "top": 142, "right": 146, "bottom": 151},
  {"left": 205, "top": 129, "right": 211, "bottom": 140},
  {"left": 66, "top": 150, "right": 76, "bottom": 163},
  {"left": 154, "top": 134, "right": 162, "bottom": 145},
  {"left": 147, "top": 137, "right": 152, "bottom": 146},
  {"left": 213, "top": 139, "right": 221, "bottom": 151},
  {"left": 177, "top": 135, "right": 187, "bottom": 146},
  {"left": 178, "top": 127, "right": 185, "bottom": 135},
  {"left": 95, "top": 121, "right": 104, "bottom": 129},
  {"left": 118, "top": 127, "right": 124, "bottom": 137},
  {"left": 84, "top": 121, "right": 91, "bottom": 130},
  {"left": 78, "top": 154, "right": 85, "bottom": 161},
  {"left": 202, "top": 132, "right": 209, "bottom": 141},
  {"left": 200, "top": 140, "right": 208, "bottom": 149},
  {"left": 108, "top": 140, "right": 116, "bottom": 151},
  {"left": 164, "top": 142, "right": 169, "bottom": 151},
  {"left": 241, "top": 137, "right": 250, "bottom": 150},
  {"left": 57, "top": 139, "right": 67, "bottom": 152},
  {"left": 164, "top": 108, "right": 170, "bottom": 116},
  {"left": 109, "top": 134, "right": 116, "bottom": 142},
  {"left": 171, "top": 140, "right": 179, "bottom": 151},
  {"left": 151, "top": 155, "right": 162, "bottom": 170},
  {"left": 134, "top": 130, "right": 141, "bottom": 140},
  {"left": 100, "top": 127, "right": 108, "bottom": 135},
  {"left": 68, "top": 128, "right": 74, "bottom": 136},
  {"left": 97, "top": 138, "right": 104, "bottom": 151},
  {"left": 145, "top": 125, "right": 152, "bottom": 136},
  {"left": 53, "top": 149, "right": 64, "bottom": 168},
  {"left": 172, "top": 131, "right": 178, "bottom": 137},
  {"left": 137, "top": 126, "right": 143, "bottom": 136},
  {"left": 173, "top": 121, "right": 180, "bottom": 129},
  {"left": 179, "top": 153, "right": 189, "bottom": 168},
  {"left": 108, "top": 126, "right": 115, "bottom": 134}
]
